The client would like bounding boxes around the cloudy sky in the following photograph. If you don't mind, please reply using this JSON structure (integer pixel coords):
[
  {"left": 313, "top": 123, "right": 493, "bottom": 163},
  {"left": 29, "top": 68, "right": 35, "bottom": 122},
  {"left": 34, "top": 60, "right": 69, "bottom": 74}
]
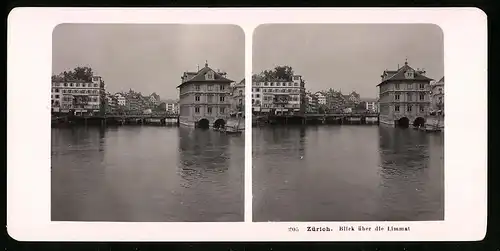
[
  {"left": 53, "top": 24, "right": 245, "bottom": 100},
  {"left": 253, "top": 24, "right": 444, "bottom": 98}
]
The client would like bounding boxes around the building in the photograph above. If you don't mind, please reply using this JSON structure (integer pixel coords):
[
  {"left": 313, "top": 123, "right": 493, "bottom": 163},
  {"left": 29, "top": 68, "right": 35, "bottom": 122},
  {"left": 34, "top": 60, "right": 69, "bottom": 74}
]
[
  {"left": 252, "top": 74, "right": 305, "bottom": 115},
  {"left": 114, "top": 93, "right": 126, "bottom": 106},
  {"left": 315, "top": 91, "right": 327, "bottom": 105},
  {"left": 177, "top": 62, "right": 233, "bottom": 128},
  {"left": 360, "top": 98, "right": 378, "bottom": 112},
  {"left": 430, "top": 76, "right": 444, "bottom": 114},
  {"left": 105, "top": 92, "right": 118, "bottom": 114},
  {"left": 305, "top": 92, "right": 318, "bottom": 113},
  {"left": 377, "top": 60, "right": 433, "bottom": 127},
  {"left": 164, "top": 99, "right": 179, "bottom": 114},
  {"left": 230, "top": 79, "right": 245, "bottom": 116},
  {"left": 149, "top": 92, "right": 161, "bottom": 106},
  {"left": 51, "top": 75, "right": 105, "bottom": 115}
]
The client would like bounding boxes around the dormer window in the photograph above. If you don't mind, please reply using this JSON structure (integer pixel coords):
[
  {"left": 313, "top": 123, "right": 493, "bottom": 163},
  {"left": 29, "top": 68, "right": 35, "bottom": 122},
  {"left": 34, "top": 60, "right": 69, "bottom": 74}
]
[
  {"left": 404, "top": 70, "right": 414, "bottom": 79},
  {"left": 206, "top": 71, "right": 214, "bottom": 80}
]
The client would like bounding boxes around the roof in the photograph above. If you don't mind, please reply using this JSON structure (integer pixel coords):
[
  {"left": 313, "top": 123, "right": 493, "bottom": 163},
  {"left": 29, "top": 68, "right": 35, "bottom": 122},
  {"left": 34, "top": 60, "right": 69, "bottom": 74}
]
[
  {"left": 377, "top": 62, "right": 434, "bottom": 86},
  {"left": 438, "top": 76, "right": 444, "bottom": 83},
  {"left": 177, "top": 63, "right": 233, "bottom": 88}
]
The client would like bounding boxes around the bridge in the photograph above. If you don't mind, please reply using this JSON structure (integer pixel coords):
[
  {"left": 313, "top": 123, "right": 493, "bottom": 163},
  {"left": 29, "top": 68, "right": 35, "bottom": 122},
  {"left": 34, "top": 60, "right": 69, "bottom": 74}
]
[
  {"left": 254, "top": 112, "right": 380, "bottom": 125},
  {"left": 52, "top": 113, "right": 180, "bottom": 126}
]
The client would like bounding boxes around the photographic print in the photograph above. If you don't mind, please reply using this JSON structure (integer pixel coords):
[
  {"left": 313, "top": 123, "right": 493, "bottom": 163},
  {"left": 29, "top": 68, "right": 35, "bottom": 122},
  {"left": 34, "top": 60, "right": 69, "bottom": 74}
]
[
  {"left": 50, "top": 24, "right": 245, "bottom": 222},
  {"left": 252, "top": 24, "right": 445, "bottom": 222},
  {"left": 8, "top": 8, "right": 486, "bottom": 241}
]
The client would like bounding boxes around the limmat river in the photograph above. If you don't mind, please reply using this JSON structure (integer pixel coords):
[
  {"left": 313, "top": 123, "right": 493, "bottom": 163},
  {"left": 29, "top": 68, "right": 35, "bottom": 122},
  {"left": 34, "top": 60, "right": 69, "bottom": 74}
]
[
  {"left": 51, "top": 126, "right": 244, "bottom": 222},
  {"left": 252, "top": 125, "right": 444, "bottom": 222}
]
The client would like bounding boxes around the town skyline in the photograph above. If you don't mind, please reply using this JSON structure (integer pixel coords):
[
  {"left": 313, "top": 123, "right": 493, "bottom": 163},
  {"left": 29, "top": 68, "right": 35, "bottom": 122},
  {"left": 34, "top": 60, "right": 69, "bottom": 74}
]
[
  {"left": 253, "top": 24, "right": 444, "bottom": 98},
  {"left": 52, "top": 24, "right": 245, "bottom": 100}
]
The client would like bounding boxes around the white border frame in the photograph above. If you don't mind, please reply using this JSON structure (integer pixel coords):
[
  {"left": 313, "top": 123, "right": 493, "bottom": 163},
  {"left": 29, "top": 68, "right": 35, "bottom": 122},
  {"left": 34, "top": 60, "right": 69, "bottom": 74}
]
[{"left": 7, "top": 8, "right": 487, "bottom": 241}]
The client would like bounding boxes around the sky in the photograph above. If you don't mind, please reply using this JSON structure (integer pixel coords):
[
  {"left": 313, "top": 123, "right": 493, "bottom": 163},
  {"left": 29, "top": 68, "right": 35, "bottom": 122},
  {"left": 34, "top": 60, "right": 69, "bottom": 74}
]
[
  {"left": 253, "top": 24, "right": 444, "bottom": 98},
  {"left": 53, "top": 24, "right": 245, "bottom": 100}
]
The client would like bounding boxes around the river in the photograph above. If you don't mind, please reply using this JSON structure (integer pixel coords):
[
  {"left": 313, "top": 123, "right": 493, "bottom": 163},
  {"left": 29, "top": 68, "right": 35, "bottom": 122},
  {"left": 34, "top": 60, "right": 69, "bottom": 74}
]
[
  {"left": 252, "top": 125, "right": 444, "bottom": 222},
  {"left": 51, "top": 126, "right": 244, "bottom": 222}
]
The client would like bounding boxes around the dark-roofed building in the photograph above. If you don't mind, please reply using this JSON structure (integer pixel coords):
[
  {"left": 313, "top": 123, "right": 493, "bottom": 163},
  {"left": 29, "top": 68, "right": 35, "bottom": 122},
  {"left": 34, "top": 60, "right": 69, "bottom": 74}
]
[
  {"left": 377, "top": 60, "right": 434, "bottom": 127},
  {"left": 177, "top": 61, "right": 234, "bottom": 128}
]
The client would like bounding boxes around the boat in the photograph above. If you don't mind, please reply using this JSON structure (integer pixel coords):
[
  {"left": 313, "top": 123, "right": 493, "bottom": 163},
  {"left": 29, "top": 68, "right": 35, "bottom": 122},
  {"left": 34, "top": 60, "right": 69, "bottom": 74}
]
[{"left": 223, "top": 115, "right": 244, "bottom": 135}]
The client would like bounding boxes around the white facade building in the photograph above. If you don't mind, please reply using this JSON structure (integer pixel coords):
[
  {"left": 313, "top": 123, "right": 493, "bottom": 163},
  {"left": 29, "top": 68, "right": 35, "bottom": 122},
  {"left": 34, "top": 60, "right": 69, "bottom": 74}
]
[
  {"left": 51, "top": 75, "right": 104, "bottom": 115},
  {"left": 252, "top": 75, "right": 305, "bottom": 115},
  {"left": 114, "top": 93, "right": 126, "bottom": 106}
]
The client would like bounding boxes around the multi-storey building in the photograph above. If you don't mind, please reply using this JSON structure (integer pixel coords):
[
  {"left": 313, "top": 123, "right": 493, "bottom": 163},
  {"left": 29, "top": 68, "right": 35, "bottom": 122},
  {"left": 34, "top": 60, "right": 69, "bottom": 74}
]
[
  {"left": 149, "top": 92, "right": 161, "bottom": 106},
  {"left": 230, "top": 79, "right": 245, "bottom": 116},
  {"left": 164, "top": 99, "right": 179, "bottom": 114},
  {"left": 177, "top": 62, "right": 233, "bottom": 128},
  {"left": 252, "top": 74, "right": 305, "bottom": 115},
  {"left": 315, "top": 91, "right": 327, "bottom": 105},
  {"left": 105, "top": 93, "right": 118, "bottom": 114},
  {"left": 114, "top": 93, "right": 126, "bottom": 107},
  {"left": 51, "top": 75, "right": 105, "bottom": 115},
  {"left": 430, "top": 76, "right": 444, "bottom": 114},
  {"left": 360, "top": 98, "right": 378, "bottom": 112},
  {"left": 305, "top": 92, "right": 318, "bottom": 113},
  {"left": 377, "top": 61, "right": 433, "bottom": 127}
]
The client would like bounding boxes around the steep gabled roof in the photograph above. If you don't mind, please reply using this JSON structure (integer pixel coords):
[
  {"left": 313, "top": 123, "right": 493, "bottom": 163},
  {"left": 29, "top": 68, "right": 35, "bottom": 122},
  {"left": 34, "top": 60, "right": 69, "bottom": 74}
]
[
  {"left": 177, "top": 64, "right": 233, "bottom": 88},
  {"left": 377, "top": 62, "right": 433, "bottom": 86}
]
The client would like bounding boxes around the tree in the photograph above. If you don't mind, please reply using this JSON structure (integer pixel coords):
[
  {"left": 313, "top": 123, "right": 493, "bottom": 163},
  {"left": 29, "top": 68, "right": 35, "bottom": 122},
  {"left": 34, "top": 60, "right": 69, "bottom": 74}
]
[{"left": 256, "top": 65, "right": 295, "bottom": 82}]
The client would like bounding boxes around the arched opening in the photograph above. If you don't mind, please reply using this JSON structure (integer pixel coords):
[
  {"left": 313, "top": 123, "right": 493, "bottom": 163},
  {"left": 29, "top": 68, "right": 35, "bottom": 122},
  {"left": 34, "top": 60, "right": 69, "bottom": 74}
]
[
  {"left": 213, "top": 119, "right": 226, "bottom": 129},
  {"left": 396, "top": 117, "right": 410, "bottom": 128},
  {"left": 197, "top": 118, "right": 210, "bottom": 129},
  {"left": 413, "top": 117, "right": 426, "bottom": 128}
]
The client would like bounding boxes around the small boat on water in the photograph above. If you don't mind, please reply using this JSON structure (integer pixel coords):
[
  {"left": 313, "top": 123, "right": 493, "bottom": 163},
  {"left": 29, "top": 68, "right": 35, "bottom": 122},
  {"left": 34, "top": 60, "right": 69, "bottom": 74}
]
[{"left": 221, "top": 115, "right": 244, "bottom": 135}]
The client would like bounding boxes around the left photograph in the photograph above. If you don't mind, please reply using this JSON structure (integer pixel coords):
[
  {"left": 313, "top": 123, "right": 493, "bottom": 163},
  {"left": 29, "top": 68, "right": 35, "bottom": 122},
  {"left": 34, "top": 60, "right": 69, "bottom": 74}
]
[{"left": 51, "top": 24, "right": 245, "bottom": 222}]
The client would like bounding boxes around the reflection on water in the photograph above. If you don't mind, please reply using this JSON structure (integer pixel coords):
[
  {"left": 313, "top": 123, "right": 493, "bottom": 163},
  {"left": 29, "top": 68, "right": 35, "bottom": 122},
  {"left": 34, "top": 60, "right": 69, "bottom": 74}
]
[
  {"left": 51, "top": 126, "right": 244, "bottom": 222},
  {"left": 252, "top": 125, "right": 444, "bottom": 222}
]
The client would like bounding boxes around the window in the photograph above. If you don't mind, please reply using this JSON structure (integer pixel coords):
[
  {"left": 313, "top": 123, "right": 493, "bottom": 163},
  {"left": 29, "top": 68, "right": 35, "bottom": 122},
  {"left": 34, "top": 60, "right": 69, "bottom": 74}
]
[
  {"left": 395, "top": 83, "right": 400, "bottom": 89},
  {"left": 82, "top": 83, "right": 86, "bottom": 87},
  {"left": 195, "top": 107, "right": 200, "bottom": 113},
  {"left": 55, "top": 88, "right": 59, "bottom": 93},
  {"left": 239, "top": 90, "right": 243, "bottom": 95},
  {"left": 294, "top": 83, "right": 298, "bottom": 86},
  {"left": 438, "top": 88, "right": 443, "bottom": 93},
  {"left": 407, "top": 83, "right": 413, "bottom": 89},
  {"left": 407, "top": 93, "right": 412, "bottom": 101},
  {"left": 220, "top": 85, "right": 225, "bottom": 91},
  {"left": 196, "top": 85, "right": 201, "bottom": 91},
  {"left": 270, "top": 82, "right": 274, "bottom": 86},
  {"left": 438, "top": 97, "right": 443, "bottom": 102},
  {"left": 288, "top": 83, "right": 292, "bottom": 86},
  {"left": 207, "top": 107, "right": 212, "bottom": 114},
  {"left": 256, "top": 94, "right": 260, "bottom": 98},
  {"left": 264, "top": 82, "right": 269, "bottom": 86},
  {"left": 220, "top": 107, "right": 225, "bottom": 114},
  {"left": 407, "top": 105, "right": 412, "bottom": 112},
  {"left": 220, "top": 96, "right": 225, "bottom": 102},
  {"left": 281, "top": 89, "right": 285, "bottom": 93},
  {"left": 395, "top": 94, "right": 400, "bottom": 100},
  {"left": 195, "top": 95, "right": 200, "bottom": 102},
  {"left": 76, "top": 83, "right": 80, "bottom": 87},
  {"left": 256, "top": 88, "right": 260, "bottom": 92},
  {"left": 419, "top": 94, "right": 425, "bottom": 100},
  {"left": 419, "top": 83, "right": 425, "bottom": 89},
  {"left": 94, "top": 84, "right": 98, "bottom": 87},
  {"left": 419, "top": 105, "right": 425, "bottom": 112},
  {"left": 64, "top": 83, "right": 68, "bottom": 87},
  {"left": 294, "top": 76, "right": 299, "bottom": 80},
  {"left": 395, "top": 105, "right": 400, "bottom": 112}
]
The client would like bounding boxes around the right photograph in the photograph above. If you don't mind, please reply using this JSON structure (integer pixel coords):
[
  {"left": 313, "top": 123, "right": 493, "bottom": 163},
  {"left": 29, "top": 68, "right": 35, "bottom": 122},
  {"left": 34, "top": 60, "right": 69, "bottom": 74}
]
[{"left": 252, "top": 24, "right": 445, "bottom": 222}]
